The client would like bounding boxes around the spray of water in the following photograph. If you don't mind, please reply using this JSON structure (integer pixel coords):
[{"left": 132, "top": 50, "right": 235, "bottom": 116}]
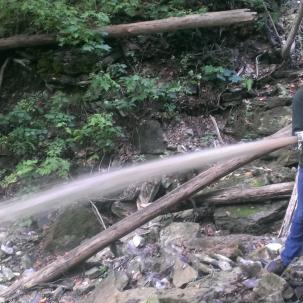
[{"left": 0, "top": 136, "right": 297, "bottom": 222}]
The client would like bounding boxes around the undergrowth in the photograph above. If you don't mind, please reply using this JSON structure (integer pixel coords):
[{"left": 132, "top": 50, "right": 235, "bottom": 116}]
[{"left": 0, "top": 0, "right": 277, "bottom": 194}]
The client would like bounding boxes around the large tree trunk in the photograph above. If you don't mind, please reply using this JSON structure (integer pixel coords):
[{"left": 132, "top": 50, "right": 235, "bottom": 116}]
[
  {"left": 0, "top": 9, "right": 256, "bottom": 51},
  {"left": 1, "top": 126, "right": 294, "bottom": 298},
  {"left": 187, "top": 182, "right": 294, "bottom": 207}
]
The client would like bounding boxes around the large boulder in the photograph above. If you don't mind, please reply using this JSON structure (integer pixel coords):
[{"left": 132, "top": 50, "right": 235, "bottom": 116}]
[
  {"left": 214, "top": 200, "right": 288, "bottom": 234},
  {"left": 135, "top": 120, "right": 167, "bottom": 155},
  {"left": 43, "top": 206, "right": 102, "bottom": 253}
]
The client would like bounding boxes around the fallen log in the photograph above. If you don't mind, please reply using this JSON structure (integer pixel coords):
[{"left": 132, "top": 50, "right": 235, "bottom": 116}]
[
  {"left": 0, "top": 9, "right": 257, "bottom": 51},
  {"left": 1, "top": 125, "right": 293, "bottom": 298},
  {"left": 188, "top": 182, "right": 294, "bottom": 207}
]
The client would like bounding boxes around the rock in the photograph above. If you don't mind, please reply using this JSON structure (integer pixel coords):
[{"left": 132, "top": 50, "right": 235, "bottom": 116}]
[
  {"left": 185, "top": 234, "right": 248, "bottom": 260},
  {"left": 184, "top": 128, "right": 194, "bottom": 137},
  {"left": 237, "top": 257, "right": 263, "bottom": 278},
  {"left": 282, "top": 256, "right": 303, "bottom": 287},
  {"left": 59, "top": 296, "right": 75, "bottom": 303},
  {"left": 172, "top": 258, "right": 199, "bottom": 287},
  {"left": 22, "top": 268, "right": 36, "bottom": 278},
  {"left": 253, "top": 273, "right": 293, "bottom": 301},
  {"left": 1, "top": 243, "right": 13, "bottom": 255},
  {"left": 0, "top": 285, "right": 8, "bottom": 293},
  {"left": 135, "top": 120, "right": 167, "bottom": 154},
  {"left": 1, "top": 266, "right": 15, "bottom": 281},
  {"left": 85, "top": 270, "right": 129, "bottom": 303},
  {"left": 86, "top": 248, "right": 114, "bottom": 266},
  {"left": 111, "top": 201, "right": 137, "bottom": 218},
  {"left": 266, "top": 242, "right": 282, "bottom": 256},
  {"left": 21, "top": 254, "right": 33, "bottom": 269},
  {"left": 73, "top": 278, "right": 95, "bottom": 295},
  {"left": 136, "top": 179, "right": 160, "bottom": 209},
  {"left": 227, "top": 102, "right": 292, "bottom": 139},
  {"left": 53, "top": 286, "right": 65, "bottom": 300},
  {"left": 132, "top": 235, "right": 145, "bottom": 248},
  {"left": 85, "top": 267, "right": 102, "bottom": 280},
  {"left": 249, "top": 246, "right": 272, "bottom": 261},
  {"left": 258, "top": 292, "right": 285, "bottom": 303},
  {"left": 214, "top": 201, "right": 288, "bottom": 234},
  {"left": 86, "top": 286, "right": 202, "bottom": 303},
  {"left": 243, "top": 278, "right": 260, "bottom": 289},
  {"left": 294, "top": 286, "right": 303, "bottom": 301},
  {"left": 252, "top": 106, "right": 292, "bottom": 137},
  {"left": 43, "top": 206, "right": 102, "bottom": 253},
  {"left": 160, "top": 222, "right": 200, "bottom": 250},
  {"left": 196, "top": 254, "right": 232, "bottom": 271},
  {"left": 171, "top": 205, "right": 214, "bottom": 222},
  {"left": 127, "top": 256, "right": 145, "bottom": 277}
]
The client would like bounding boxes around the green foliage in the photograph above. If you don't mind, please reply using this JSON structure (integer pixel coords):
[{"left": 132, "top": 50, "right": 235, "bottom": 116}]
[
  {"left": 73, "top": 113, "right": 122, "bottom": 151},
  {"left": 201, "top": 65, "right": 242, "bottom": 83},
  {"left": 142, "top": 1, "right": 208, "bottom": 19},
  {"left": 0, "top": 91, "right": 122, "bottom": 190},
  {"left": 84, "top": 67, "right": 186, "bottom": 115},
  {"left": 0, "top": 0, "right": 110, "bottom": 51}
]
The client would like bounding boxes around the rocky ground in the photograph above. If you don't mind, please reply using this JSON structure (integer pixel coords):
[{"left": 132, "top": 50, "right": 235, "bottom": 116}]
[
  {"left": 1, "top": 71, "right": 303, "bottom": 302},
  {"left": 2, "top": 1, "right": 303, "bottom": 303}
]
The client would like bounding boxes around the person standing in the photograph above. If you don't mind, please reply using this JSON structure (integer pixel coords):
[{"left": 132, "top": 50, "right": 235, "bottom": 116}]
[{"left": 267, "top": 88, "right": 303, "bottom": 275}]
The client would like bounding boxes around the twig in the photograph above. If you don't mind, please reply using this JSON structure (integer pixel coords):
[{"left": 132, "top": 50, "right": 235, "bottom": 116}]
[
  {"left": 0, "top": 58, "right": 10, "bottom": 91},
  {"left": 255, "top": 52, "right": 265, "bottom": 78},
  {"left": 89, "top": 200, "right": 107, "bottom": 230},
  {"left": 210, "top": 115, "right": 225, "bottom": 145}
]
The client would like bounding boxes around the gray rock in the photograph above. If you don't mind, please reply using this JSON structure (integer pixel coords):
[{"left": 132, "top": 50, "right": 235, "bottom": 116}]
[
  {"left": 135, "top": 120, "right": 167, "bottom": 154},
  {"left": 22, "top": 268, "right": 36, "bottom": 278},
  {"left": 253, "top": 273, "right": 293, "bottom": 301},
  {"left": 59, "top": 296, "right": 75, "bottom": 303},
  {"left": 1, "top": 266, "right": 15, "bottom": 281},
  {"left": 243, "top": 278, "right": 260, "bottom": 289},
  {"left": 85, "top": 270, "right": 129, "bottom": 302},
  {"left": 172, "top": 258, "right": 198, "bottom": 287},
  {"left": 86, "top": 286, "right": 202, "bottom": 303},
  {"left": 73, "top": 278, "right": 95, "bottom": 295},
  {"left": 43, "top": 206, "right": 102, "bottom": 253},
  {"left": 258, "top": 291, "right": 285, "bottom": 303},
  {"left": 282, "top": 256, "right": 303, "bottom": 287},
  {"left": 21, "top": 254, "right": 33, "bottom": 269},
  {"left": 0, "top": 284, "right": 8, "bottom": 293},
  {"left": 214, "top": 201, "right": 287, "bottom": 234},
  {"left": 85, "top": 267, "right": 102, "bottom": 279},
  {"left": 160, "top": 222, "right": 200, "bottom": 249},
  {"left": 252, "top": 106, "right": 292, "bottom": 136},
  {"left": 238, "top": 257, "right": 263, "bottom": 278},
  {"left": 127, "top": 256, "right": 145, "bottom": 275},
  {"left": 1, "top": 243, "right": 13, "bottom": 255}
]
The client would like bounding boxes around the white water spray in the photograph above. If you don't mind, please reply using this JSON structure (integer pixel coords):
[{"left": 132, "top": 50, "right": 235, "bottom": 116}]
[{"left": 0, "top": 136, "right": 297, "bottom": 222}]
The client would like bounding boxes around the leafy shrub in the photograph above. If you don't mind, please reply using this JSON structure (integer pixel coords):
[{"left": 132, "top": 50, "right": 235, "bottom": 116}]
[
  {"left": 0, "top": 91, "right": 122, "bottom": 189},
  {"left": 0, "top": 0, "right": 110, "bottom": 51}
]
